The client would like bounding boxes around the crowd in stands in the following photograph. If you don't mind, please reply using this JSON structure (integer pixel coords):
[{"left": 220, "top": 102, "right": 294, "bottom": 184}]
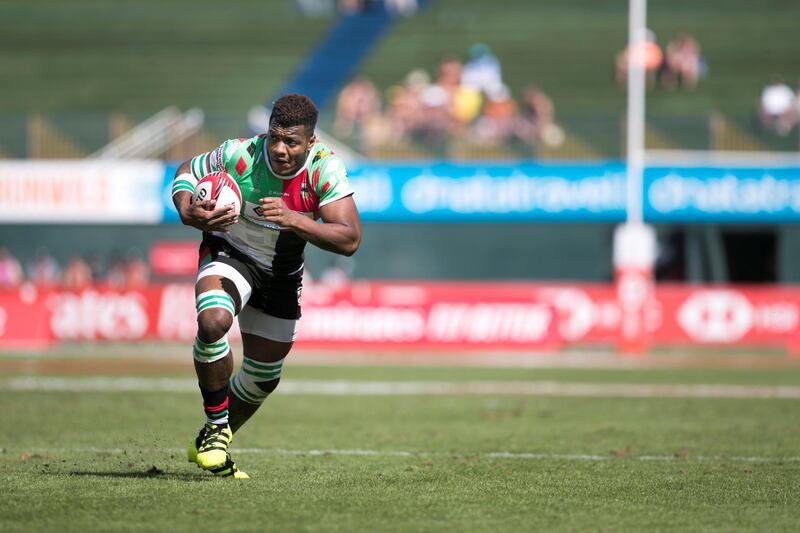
[
  {"left": 0, "top": 247, "right": 150, "bottom": 290},
  {"left": 333, "top": 44, "right": 563, "bottom": 151},
  {"left": 613, "top": 30, "right": 800, "bottom": 138},
  {"left": 614, "top": 31, "right": 706, "bottom": 91}
]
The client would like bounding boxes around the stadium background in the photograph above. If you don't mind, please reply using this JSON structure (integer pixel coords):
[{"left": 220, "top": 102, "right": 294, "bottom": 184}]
[{"left": 2, "top": 1, "right": 800, "bottom": 531}]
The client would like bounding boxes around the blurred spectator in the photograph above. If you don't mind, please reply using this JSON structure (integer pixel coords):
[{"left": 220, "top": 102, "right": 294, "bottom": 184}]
[
  {"left": 26, "top": 247, "right": 60, "bottom": 286},
  {"left": 462, "top": 43, "right": 503, "bottom": 94},
  {"left": 515, "top": 85, "right": 562, "bottom": 147},
  {"left": 384, "top": 69, "right": 429, "bottom": 144},
  {"left": 435, "top": 55, "right": 463, "bottom": 93},
  {"left": 660, "top": 33, "right": 705, "bottom": 91},
  {"left": 125, "top": 252, "right": 150, "bottom": 288},
  {"left": 475, "top": 84, "right": 518, "bottom": 145},
  {"left": 451, "top": 84, "right": 483, "bottom": 136},
  {"left": 615, "top": 29, "right": 663, "bottom": 89},
  {"left": 61, "top": 256, "right": 93, "bottom": 290},
  {"left": 105, "top": 253, "right": 128, "bottom": 289},
  {"left": 385, "top": 0, "right": 417, "bottom": 16},
  {"left": 87, "top": 253, "right": 105, "bottom": 282},
  {"left": 334, "top": 76, "right": 382, "bottom": 139},
  {"left": 0, "top": 247, "right": 23, "bottom": 289},
  {"left": 418, "top": 56, "right": 465, "bottom": 141},
  {"left": 758, "top": 76, "right": 798, "bottom": 136},
  {"left": 338, "top": 0, "right": 368, "bottom": 14}
]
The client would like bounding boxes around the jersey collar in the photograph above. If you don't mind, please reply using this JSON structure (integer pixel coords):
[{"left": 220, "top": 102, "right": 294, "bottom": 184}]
[{"left": 263, "top": 141, "right": 312, "bottom": 180}]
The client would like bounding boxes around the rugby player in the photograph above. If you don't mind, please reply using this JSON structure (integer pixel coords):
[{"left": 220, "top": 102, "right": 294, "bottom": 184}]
[{"left": 172, "top": 94, "right": 361, "bottom": 478}]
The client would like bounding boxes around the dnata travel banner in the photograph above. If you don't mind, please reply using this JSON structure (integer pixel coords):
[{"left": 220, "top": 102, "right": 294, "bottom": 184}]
[
  {"left": 644, "top": 166, "right": 800, "bottom": 223},
  {"left": 160, "top": 161, "right": 800, "bottom": 224},
  {"left": 348, "top": 162, "right": 628, "bottom": 222}
]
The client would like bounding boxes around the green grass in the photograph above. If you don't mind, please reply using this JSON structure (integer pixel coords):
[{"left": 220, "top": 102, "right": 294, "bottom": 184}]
[{"left": 2, "top": 355, "right": 800, "bottom": 531}]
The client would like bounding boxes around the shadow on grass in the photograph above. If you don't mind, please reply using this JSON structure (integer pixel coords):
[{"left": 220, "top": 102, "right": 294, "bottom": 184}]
[{"left": 68, "top": 468, "right": 211, "bottom": 481}]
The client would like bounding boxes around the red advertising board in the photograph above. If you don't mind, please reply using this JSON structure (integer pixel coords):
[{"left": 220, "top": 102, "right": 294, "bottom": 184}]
[
  {"left": 1, "top": 282, "right": 799, "bottom": 354},
  {"left": 0, "top": 285, "right": 53, "bottom": 349},
  {"left": 149, "top": 242, "right": 199, "bottom": 276}
]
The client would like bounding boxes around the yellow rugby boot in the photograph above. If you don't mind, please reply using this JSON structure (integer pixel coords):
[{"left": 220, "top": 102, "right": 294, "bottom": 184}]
[
  {"left": 209, "top": 453, "right": 250, "bottom": 479},
  {"left": 192, "top": 422, "right": 233, "bottom": 469},
  {"left": 187, "top": 425, "right": 204, "bottom": 465}
]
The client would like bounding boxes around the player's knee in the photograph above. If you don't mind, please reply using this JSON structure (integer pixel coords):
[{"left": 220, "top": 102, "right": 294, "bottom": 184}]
[
  {"left": 197, "top": 308, "right": 233, "bottom": 342},
  {"left": 195, "top": 289, "right": 236, "bottom": 342}
]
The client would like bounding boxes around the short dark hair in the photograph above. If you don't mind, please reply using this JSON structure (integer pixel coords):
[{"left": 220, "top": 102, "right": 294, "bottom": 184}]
[{"left": 270, "top": 94, "right": 318, "bottom": 133}]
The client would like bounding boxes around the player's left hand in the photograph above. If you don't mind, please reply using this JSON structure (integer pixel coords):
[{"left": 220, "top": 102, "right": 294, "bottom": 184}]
[{"left": 259, "top": 197, "right": 297, "bottom": 228}]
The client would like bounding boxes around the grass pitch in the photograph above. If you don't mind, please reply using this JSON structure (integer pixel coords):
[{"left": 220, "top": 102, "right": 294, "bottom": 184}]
[{"left": 2, "top": 350, "right": 800, "bottom": 532}]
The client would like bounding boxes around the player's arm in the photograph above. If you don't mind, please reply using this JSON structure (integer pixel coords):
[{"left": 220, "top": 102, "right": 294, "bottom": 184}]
[
  {"left": 172, "top": 159, "right": 238, "bottom": 232},
  {"left": 260, "top": 195, "right": 361, "bottom": 256}
]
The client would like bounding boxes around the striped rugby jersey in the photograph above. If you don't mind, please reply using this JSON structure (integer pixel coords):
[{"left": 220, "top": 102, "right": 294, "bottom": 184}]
[{"left": 172, "top": 135, "right": 354, "bottom": 274}]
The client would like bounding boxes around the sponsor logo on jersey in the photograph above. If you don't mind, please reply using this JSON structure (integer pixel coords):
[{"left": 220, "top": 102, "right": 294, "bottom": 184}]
[
  {"left": 246, "top": 202, "right": 283, "bottom": 230},
  {"left": 312, "top": 148, "right": 328, "bottom": 165},
  {"left": 245, "top": 201, "right": 314, "bottom": 230}
]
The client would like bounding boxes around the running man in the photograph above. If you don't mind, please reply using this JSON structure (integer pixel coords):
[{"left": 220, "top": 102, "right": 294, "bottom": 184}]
[{"left": 172, "top": 94, "right": 361, "bottom": 478}]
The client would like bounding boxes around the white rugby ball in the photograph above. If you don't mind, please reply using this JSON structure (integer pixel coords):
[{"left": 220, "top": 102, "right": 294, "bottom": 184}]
[{"left": 192, "top": 171, "right": 242, "bottom": 214}]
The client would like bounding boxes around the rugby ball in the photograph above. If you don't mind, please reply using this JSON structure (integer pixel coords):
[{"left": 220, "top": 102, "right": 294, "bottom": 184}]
[{"left": 192, "top": 171, "right": 242, "bottom": 214}]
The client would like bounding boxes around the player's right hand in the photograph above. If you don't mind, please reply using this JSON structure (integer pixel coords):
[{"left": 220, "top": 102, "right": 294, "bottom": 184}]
[{"left": 182, "top": 199, "right": 239, "bottom": 232}]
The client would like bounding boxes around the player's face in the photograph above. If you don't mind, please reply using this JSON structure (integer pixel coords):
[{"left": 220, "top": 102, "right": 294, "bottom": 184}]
[{"left": 266, "top": 124, "right": 314, "bottom": 176}]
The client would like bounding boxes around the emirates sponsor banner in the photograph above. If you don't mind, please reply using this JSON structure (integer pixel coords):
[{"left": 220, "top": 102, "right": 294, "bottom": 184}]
[
  {"left": 0, "top": 161, "right": 164, "bottom": 223},
  {"left": 297, "top": 283, "right": 561, "bottom": 350},
  {"left": 0, "top": 282, "right": 562, "bottom": 350},
  {"left": 1, "top": 282, "right": 800, "bottom": 353}
]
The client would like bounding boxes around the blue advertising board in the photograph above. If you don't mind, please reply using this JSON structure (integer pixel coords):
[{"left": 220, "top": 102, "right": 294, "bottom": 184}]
[
  {"left": 161, "top": 162, "right": 182, "bottom": 223},
  {"left": 348, "top": 162, "right": 627, "bottom": 222},
  {"left": 644, "top": 166, "right": 800, "bottom": 223},
  {"left": 160, "top": 160, "right": 800, "bottom": 224}
]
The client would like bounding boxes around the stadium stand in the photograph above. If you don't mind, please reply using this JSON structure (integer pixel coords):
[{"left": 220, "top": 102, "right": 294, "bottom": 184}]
[
  {"left": 0, "top": 0, "right": 800, "bottom": 159},
  {"left": 1, "top": 0, "right": 799, "bottom": 158},
  {"left": 274, "top": 4, "right": 404, "bottom": 110}
]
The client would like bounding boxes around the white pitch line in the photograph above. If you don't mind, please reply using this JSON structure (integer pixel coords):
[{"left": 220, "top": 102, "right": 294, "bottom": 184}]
[
  {"left": 4, "top": 376, "right": 800, "bottom": 399},
  {"left": 11, "top": 447, "right": 800, "bottom": 464}
]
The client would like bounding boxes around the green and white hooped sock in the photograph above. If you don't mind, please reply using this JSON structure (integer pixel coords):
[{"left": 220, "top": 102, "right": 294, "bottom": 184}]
[
  {"left": 230, "top": 357, "right": 284, "bottom": 405},
  {"left": 192, "top": 335, "right": 230, "bottom": 364}
]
